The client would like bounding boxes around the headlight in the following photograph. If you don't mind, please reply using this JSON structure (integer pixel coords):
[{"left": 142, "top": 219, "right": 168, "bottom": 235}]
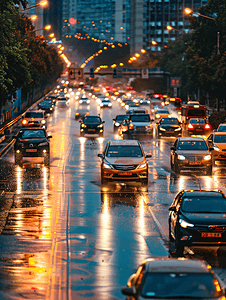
[
  {"left": 108, "top": 103, "right": 112, "bottom": 106},
  {"left": 179, "top": 219, "right": 194, "bottom": 228},
  {"left": 103, "top": 162, "right": 113, "bottom": 169},
  {"left": 213, "top": 145, "right": 220, "bottom": 151},
  {"left": 115, "top": 122, "right": 120, "bottom": 126},
  {"left": 98, "top": 124, "right": 103, "bottom": 128},
  {"left": 204, "top": 154, "right": 211, "bottom": 160},
  {"left": 156, "top": 114, "right": 160, "bottom": 118},
  {"left": 41, "top": 120, "right": 46, "bottom": 124},
  {"left": 39, "top": 142, "right": 48, "bottom": 146},
  {"left": 137, "top": 163, "right": 146, "bottom": 169},
  {"left": 50, "top": 108, "right": 53, "bottom": 110},
  {"left": 178, "top": 155, "right": 186, "bottom": 160},
  {"left": 159, "top": 127, "right": 166, "bottom": 131},
  {"left": 87, "top": 100, "right": 90, "bottom": 104},
  {"left": 79, "top": 100, "right": 82, "bottom": 103},
  {"left": 81, "top": 124, "right": 86, "bottom": 128},
  {"left": 175, "top": 127, "right": 182, "bottom": 131},
  {"left": 100, "top": 103, "right": 103, "bottom": 107}
]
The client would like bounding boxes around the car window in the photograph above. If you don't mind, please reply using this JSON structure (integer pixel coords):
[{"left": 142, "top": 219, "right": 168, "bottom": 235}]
[
  {"left": 116, "top": 115, "right": 129, "bottom": 121},
  {"left": 156, "top": 110, "right": 169, "bottom": 114},
  {"left": 142, "top": 273, "right": 222, "bottom": 298},
  {"left": 181, "top": 197, "right": 226, "bottom": 213},
  {"left": 177, "top": 141, "right": 208, "bottom": 150},
  {"left": 20, "top": 130, "right": 46, "bottom": 139},
  {"left": 160, "top": 118, "right": 179, "bottom": 125},
  {"left": 130, "top": 115, "right": 150, "bottom": 122},
  {"left": 214, "top": 135, "right": 226, "bottom": 143},
  {"left": 25, "top": 112, "right": 43, "bottom": 118},
  {"left": 190, "top": 119, "right": 205, "bottom": 124},
  {"left": 84, "top": 117, "right": 101, "bottom": 123},
  {"left": 217, "top": 125, "right": 226, "bottom": 132},
  {"left": 106, "top": 146, "right": 143, "bottom": 157}
]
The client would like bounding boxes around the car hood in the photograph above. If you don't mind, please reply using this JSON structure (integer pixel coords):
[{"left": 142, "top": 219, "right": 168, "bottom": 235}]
[
  {"left": 214, "top": 142, "right": 226, "bottom": 150},
  {"left": 159, "top": 124, "right": 181, "bottom": 129},
  {"left": 182, "top": 212, "right": 226, "bottom": 225},
  {"left": 175, "top": 150, "right": 210, "bottom": 155},
  {"left": 105, "top": 157, "right": 145, "bottom": 165},
  {"left": 18, "top": 138, "right": 47, "bottom": 143},
  {"left": 131, "top": 122, "right": 151, "bottom": 126}
]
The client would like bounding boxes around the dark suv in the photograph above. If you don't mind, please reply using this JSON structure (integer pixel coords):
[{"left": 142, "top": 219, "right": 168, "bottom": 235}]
[
  {"left": 80, "top": 115, "right": 105, "bottom": 137},
  {"left": 14, "top": 128, "right": 52, "bottom": 166}
]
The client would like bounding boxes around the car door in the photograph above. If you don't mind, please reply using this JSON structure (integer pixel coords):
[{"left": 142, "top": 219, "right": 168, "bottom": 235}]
[
  {"left": 207, "top": 134, "right": 213, "bottom": 148},
  {"left": 169, "top": 192, "right": 183, "bottom": 237}
]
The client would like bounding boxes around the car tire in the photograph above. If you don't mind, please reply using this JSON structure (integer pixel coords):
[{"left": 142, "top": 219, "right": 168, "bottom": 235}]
[
  {"left": 15, "top": 155, "right": 22, "bottom": 165},
  {"left": 44, "top": 155, "right": 50, "bottom": 166},
  {"left": 80, "top": 131, "right": 84, "bottom": 137},
  {"left": 175, "top": 229, "right": 184, "bottom": 256},
  {"left": 170, "top": 158, "right": 174, "bottom": 171},
  {"left": 206, "top": 166, "right": 212, "bottom": 175},
  {"left": 99, "top": 132, "right": 103, "bottom": 137},
  {"left": 174, "top": 162, "right": 180, "bottom": 174}
]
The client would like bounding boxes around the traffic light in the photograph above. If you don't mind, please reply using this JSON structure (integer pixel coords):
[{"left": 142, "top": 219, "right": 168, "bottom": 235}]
[
  {"left": 90, "top": 68, "right": 94, "bottom": 78},
  {"left": 113, "top": 68, "right": 118, "bottom": 78}
]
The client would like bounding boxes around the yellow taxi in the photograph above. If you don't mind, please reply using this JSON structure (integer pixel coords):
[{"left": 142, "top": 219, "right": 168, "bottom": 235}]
[{"left": 207, "top": 132, "right": 226, "bottom": 164}]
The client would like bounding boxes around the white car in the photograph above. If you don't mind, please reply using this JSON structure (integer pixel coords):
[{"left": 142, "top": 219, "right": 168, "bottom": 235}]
[
  {"left": 100, "top": 99, "right": 112, "bottom": 108},
  {"left": 21, "top": 111, "right": 47, "bottom": 129},
  {"left": 79, "top": 97, "right": 90, "bottom": 104}
]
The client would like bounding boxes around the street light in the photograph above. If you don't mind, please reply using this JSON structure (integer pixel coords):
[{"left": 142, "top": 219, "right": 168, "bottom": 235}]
[
  {"left": 33, "top": 25, "right": 51, "bottom": 33},
  {"left": 19, "top": 1, "right": 48, "bottom": 12},
  {"left": 166, "top": 26, "right": 185, "bottom": 33},
  {"left": 184, "top": 7, "right": 214, "bottom": 20},
  {"left": 29, "top": 15, "right": 37, "bottom": 21}
]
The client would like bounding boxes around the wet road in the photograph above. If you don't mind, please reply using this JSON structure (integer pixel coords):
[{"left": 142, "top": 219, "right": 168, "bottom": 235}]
[{"left": 1, "top": 91, "right": 226, "bottom": 299}]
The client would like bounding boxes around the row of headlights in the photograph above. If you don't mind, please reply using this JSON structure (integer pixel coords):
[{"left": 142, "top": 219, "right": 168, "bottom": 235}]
[
  {"left": 100, "top": 103, "right": 112, "bottom": 107},
  {"left": 81, "top": 124, "right": 103, "bottom": 128},
  {"left": 16, "top": 141, "right": 49, "bottom": 147},
  {"left": 103, "top": 162, "right": 146, "bottom": 170},
  {"left": 159, "top": 127, "right": 181, "bottom": 131},
  {"left": 178, "top": 154, "right": 211, "bottom": 161}
]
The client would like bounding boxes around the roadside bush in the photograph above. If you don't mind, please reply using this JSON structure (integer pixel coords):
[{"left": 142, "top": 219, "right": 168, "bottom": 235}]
[{"left": 209, "top": 111, "right": 226, "bottom": 129}]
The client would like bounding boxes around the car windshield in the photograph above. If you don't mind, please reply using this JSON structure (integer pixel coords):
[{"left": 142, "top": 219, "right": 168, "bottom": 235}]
[
  {"left": 190, "top": 118, "right": 205, "bottom": 124},
  {"left": 214, "top": 135, "right": 226, "bottom": 143},
  {"left": 84, "top": 117, "right": 101, "bottom": 123},
  {"left": 116, "top": 115, "right": 129, "bottom": 121},
  {"left": 40, "top": 102, "right": 51, "bottom": 107},
  {"left": 177, "top": 141, "right": 208, "bottom": 150},
  {"left": 20, "top": 130, "right": 46, "bottom": 139},
  {"left": 106, "top": 146, "right": 143, "bottom": 157},
  {"left": 130, "top": 115, "right": 150, "bottom": 122},
  {"left": 25, "top": 112, "right": 43, "bottom": 118},
  {"left": 142, "top": 273, "right": 222, "bottom": 298},
  {"left": 129, "top": 104, "right": 139, "bottom": 107},
  {"left": 181, "top": 196, "right": 226, "bottom": 213},
  {"left": 187, "top": 109, "right": 205, "bottom": 117},
  {"left": 102, "top": 100, "right": 110, "bottom": 103},
  {"left": 160, "top": 118, "right": 179, "bottom": 125},
  {"left": 217, "top": 126, "right": 226, "bottom": 132},
  {"left": 156, "top": 110, "right": 169, "bottom": 114}
]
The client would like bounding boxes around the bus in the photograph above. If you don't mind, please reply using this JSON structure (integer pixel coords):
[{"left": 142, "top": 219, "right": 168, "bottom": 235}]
[
  {"left": 168, "top": 97, "right": 182, "bottom": 112},
  {"left": 181, "top": 104, "right": 207, "bottom": 124}
]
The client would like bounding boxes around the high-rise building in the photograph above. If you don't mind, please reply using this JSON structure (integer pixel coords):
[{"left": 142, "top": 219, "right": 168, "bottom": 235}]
[{"left": 130, "top": 0, "right": 208, "bottom": 54}]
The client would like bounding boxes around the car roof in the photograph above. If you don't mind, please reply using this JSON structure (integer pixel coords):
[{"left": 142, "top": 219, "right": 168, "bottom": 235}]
[
  {"left": 218, "top": 123, "right": 226, "bottom": 126},
  {"left": 85, "top": 115, "right": 100, "bottom": 118},
  {"left": 183, "top": 190, "right": 224, "bottom": 197},
  {"left": 25, "top": 110, "right": 43, "bottom": 114},
  {"left": 177, "top": 137, "right": 205, "bottom": 141},
  {"left": 213, "top": 132, "right": 226, "bottom": 135},
  {"left": 145, "top": 258, "right": 210, "bottom": 273},
  {"left": 109, "top": 140, "right": 139, "bottom": 146}
]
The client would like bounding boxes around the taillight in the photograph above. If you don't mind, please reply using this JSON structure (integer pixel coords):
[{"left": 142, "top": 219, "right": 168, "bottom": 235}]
[
  {"left": 129, "top": 124, "right": 134, "bottom": 130},
  {"left": 205, "top": 124, "right": 211, "bottom": 129},
  {"left": 187, "top": 123, "right": 194, "bottom": 129},
  {"left": 22, "top": 119, "right": 27, "bottom": 125}
]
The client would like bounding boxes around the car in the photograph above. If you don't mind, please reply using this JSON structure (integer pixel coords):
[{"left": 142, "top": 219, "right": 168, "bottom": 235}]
[
  {"left": 45, "top": 93, "right": 57, "bottom": 105},
  {"left": 156, "top": 117, "right": 182, "bottom": 137},
  {"left": 155, "top": 109, "right": 171, "bottom": 120},
  {"left": 100, "top": 98, "right": 112, "bottom": 108},
  {"left": 38, "top": 100, "right": 54, "bottom": 115},
  {"left": 79, "top": 97, "right": 90, "bottom": 105},
  {"left": 138, "top": 97, "right": 150, "bottom": 105},
  {"left": 125, "top": 102, "right": 140, "bottom": 114},
  {"left": 97, "top": 139, "right": 152, "bottom": 183},
  {"left": 216, "top": 123, "right": 226, "bottom": 132},
  {"left": 120, "top": 99, "right": 133, "bottom": 107},
  {"left": 96, "top": 95, "right": 106, "bottom": 104},
  {"left": 170, "top": 137, "right": 213, "bottom": 175},
  {"left": 121, "top": 257, "right": 225, "bottom": 299},
  {"left": 21, "top": 111, "right": 47, "bottom": 129},
  {"left": 75, "top": 108, "right": 89, "bottom": 120},
  {"left": 79, "top": 115, "right": 105, "bottom": 137},
  {"left": 169, "top": 189, "right": 226, "bottom": 256},
  {"left": 14, "top": 128, "right": 52, "bottom": 166},
  {"left": 113, "top": 114, "right": 129, "bottom": 133},
  {"left": 207, "top": 132, "right": 226, "bottom": 165},
  {"left": 56, "top": 96, "right": 69, "bottom": 106},
  {"left": 186, "top": 118, "right": 212, "bottom": 135},
  {"left": 119, "top": 113, "right": 154, "bottom": 138}
]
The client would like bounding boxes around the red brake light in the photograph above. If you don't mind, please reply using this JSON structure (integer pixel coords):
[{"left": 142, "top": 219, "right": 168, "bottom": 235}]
[
  {"left": 22, "top": 119, "right": 27, "bottom": 125},
  {"left": 205, "top": 124, "right": 211, "bottom": 129},
  {"left": 188, "top": 123, "right": 194, "bottom": 129},
  {"left": 129, "top": 124, "right": 134, "bottom": 130}
]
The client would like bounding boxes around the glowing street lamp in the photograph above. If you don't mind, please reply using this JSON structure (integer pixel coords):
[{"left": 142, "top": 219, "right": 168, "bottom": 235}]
[
  {"left": 48, "top": 33, "right": 55, "bottom": 38},
  {"left": 184, "top": 7, "right": 214, "bottom": 20},
  {"left": 33, "top": 24, "right": 51, "bottom": 32},
  {"left": 151, "top": 40, "right": 158, "bottom": 45},
  {"left": 166, "top": 25, "right": 185, "bottom": 33},
  {"left": 19, "top": 1, "right": 48, "bottom": 12},
  {"left": 29, "top": 15, "right": 37, "bottom": 21}
]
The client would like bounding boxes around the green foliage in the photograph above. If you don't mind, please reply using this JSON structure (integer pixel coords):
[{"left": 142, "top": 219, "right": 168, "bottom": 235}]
[{"left": 209, "top": 111, "right": 226, "bottom": 129}]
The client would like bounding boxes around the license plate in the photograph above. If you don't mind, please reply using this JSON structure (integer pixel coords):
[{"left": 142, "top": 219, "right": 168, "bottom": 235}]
[
  {"left": 118, "top": 171, "right": 132, "bottom": 175},
  {"left": 189, "top": 161, "right": 201, "bottom": 165},
  {"left": 88, "top": 129, "right": 95, "bottom": 131},
  {"left": 201, "top": 232, "right": 221, "bottom": 238},
  {"left": 26, "top": 149, "right": 37, "bottom": 152}
]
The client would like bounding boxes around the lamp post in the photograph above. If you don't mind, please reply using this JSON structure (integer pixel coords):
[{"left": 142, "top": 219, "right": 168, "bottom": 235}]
[
  {"left": 19, "top": 1, "right": 48, "bottom": 12},
  {"left": 166, "top": 26, "right": 185, "bottom": 33},
  {"left": 184, "top": 8, "right": 214, "bottom": 20},
  {"left": 33, "top": 25, "right": 51, "bottom": 33}
]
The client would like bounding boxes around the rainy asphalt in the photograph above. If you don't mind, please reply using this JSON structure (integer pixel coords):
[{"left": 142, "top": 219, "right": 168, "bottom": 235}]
[{"left": 1, "top": 92, "right": 226, "bottom": 299}]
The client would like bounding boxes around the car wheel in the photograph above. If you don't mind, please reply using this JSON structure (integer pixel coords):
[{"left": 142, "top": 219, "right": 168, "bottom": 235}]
[
  {"left": 44, "top": 155, "right": 50, "bottom": 166},
  {"left": 174, "top": 162, "right": 180, "bottom": 174},
  {"left": 170, "top": 158, "right": 174, "bottom": 171},
  {"left": 99, "top": 132, "right": 103, "bottom": 137},
  {"left": 80, "top": 131, "right": 84, "bottom": 137},
  {"left": 169, "top": 222, "right": 174, "bottom": 242},
  {"left": 15, "top": 155, "right": 22, "bottom": 165},
  {"left": 175, "top": 229, "right": 184, "bottom": 256},
  {"left": 206, "top": 165, "right": 212, "bottom": 175}
]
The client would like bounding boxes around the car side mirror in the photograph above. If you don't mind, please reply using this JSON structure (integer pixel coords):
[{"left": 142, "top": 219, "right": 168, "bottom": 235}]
[
  {"left": 121, "top": 287, "right": 134, "bottom": 296},
  {"left": 170, "top": 146, "right": 176, "bottom": 151},
  {"left": 47, "top": 135, "right": 52, "bottom": 139},
  {"left": 145, "top": 153, "right": 152, "bottom": 158},
  {"left": 44, "top": 115, "right": 48, "bottom": 118},
  {"left": 102, "top": 121, "right": 105, "bottom": 123},
  {"left": 169, "top": 206, "right": 176, "bottom": 212},
  {"left": 98, "top": 153, "right": 103, "bottom": 158},
  {"left": 151, "top": 119, "right": 154, "bottom": 122},
  {"left": 209, "top": 147, "right": 214, "bottom": 151}
]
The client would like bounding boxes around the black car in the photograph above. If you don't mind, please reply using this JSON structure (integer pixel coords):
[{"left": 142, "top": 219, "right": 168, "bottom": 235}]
[
  {"left": 156, "top": 117, "right": 182, "bottom": 137},
  {"left": 38, "top": 100, "right": 54, "bottom": 115},
  {"left": 14, "top": 128, "right": 52, "bottom": 166},
  {"left": 113, "top": 114, "right": 129, "bottom": 133},
  {"left": 169, "top": 189, "right": 226, "bottom": 256},
  {"left": 80, "top": 115, "right": 105, "bottom": 137}
]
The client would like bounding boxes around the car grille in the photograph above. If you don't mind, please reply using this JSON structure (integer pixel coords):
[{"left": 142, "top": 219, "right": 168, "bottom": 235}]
[
  {"left": 198, "top": 225, "right": 226, "bottom": 233},
  {"left": 134, "top": 126, "right": 146, "bottom": 130},
  {"left": 185, "top": 155, "right": 205, "bottom": 161},
  {"left": 112, "top": 164, "right": 137, "bottom": 171}
]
